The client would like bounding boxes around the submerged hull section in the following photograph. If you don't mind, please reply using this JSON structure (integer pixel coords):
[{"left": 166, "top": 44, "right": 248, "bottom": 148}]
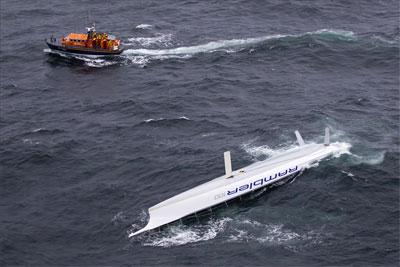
[
  {"left": 46, "top": 40, "right": 123, "bottom": 56},
  {"left": 129, "top": 130, "right": 348, "bottom": 237}
]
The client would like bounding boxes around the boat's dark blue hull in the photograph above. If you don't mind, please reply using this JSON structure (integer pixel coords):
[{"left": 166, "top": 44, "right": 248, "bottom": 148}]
[{"left": 45, "top": 40, "right": 123, "bottom": 56}]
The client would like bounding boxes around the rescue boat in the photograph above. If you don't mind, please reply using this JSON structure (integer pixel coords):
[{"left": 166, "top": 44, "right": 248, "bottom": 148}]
[{"left": 45, "top": 24, "right": 123, "bottom": 56}]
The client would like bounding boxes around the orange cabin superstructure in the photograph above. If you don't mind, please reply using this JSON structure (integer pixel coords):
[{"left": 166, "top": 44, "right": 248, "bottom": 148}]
[
  {"left": 61, "top": 31, "right": 121, "bottom": 51},
  {"left": 63, "top": 33, "right": 88, "bottom": 47}
]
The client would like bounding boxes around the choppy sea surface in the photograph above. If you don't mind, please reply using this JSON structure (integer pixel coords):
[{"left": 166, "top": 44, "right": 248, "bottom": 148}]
[{"left": 1, "top": 0, "right": 399, "bottom": 266}]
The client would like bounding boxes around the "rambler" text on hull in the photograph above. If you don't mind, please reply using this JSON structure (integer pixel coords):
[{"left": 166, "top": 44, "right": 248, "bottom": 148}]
[{"left": 227, "top": 166, "right": 299, "bottom": 196}]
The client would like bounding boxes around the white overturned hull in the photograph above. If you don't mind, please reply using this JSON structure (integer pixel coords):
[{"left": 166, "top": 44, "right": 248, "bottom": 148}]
[{"left": 130, "top": 129, "right": 346, "bottom": 237}]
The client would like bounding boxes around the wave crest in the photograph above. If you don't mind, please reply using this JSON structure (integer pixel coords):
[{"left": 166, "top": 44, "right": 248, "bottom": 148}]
[{"left": 135, "top": 24, "right": 153, "bottom": 30}]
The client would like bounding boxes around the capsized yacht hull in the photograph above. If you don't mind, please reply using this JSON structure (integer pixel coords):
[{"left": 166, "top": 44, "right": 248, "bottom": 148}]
[{"left": 129, "top": 128, "right": 348, "bottom": 237}]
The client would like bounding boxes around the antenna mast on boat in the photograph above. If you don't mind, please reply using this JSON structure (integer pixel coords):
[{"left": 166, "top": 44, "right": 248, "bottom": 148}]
[
  {"left": 87, "top": 10, "right": 90, "bottom": 26},
  {"left": 86, "top": 10, "right": 95, "bottom": 29}
]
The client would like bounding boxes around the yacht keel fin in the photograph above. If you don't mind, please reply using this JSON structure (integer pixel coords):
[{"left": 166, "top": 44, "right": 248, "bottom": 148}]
[
  {"left": 295, "top": 130, "right": 305, "bottom": 146},
  {"left": 224, "top": 151, "right": 233, "bottom": 178},
  {"left": 324, "top": 127, "right": 330, "bottom": 146}
]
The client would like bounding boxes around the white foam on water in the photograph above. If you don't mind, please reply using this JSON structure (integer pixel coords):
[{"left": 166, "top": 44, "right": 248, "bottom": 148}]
[
  {"left": 242, "top": 138, "right": 353, "bottom": 176},
  {"left": 44, "top": 48, "right": 103, "bottom": 59},
  {"left": 122, "top": 53, "right": 191, "bottom": 67},
  {"left": 133, "top": 216, "right": 324, "bottom": 248},
  {"left": 330, "top": 142, "right": 352, "bottom": 158},
  {"left": 241, "top": 135, "right": 297, "bottom": 158},
  {"left": 241, "top": 141, "right": 302, "bottom": 159},
  {"left": 255, "top": 224, "right": 301, "bottom": 244},
  {"left": 74, "top": 56, "right": 118, "bottom": 68},
  {"left": 120, "top": 28, "right": 355, "bottom": 66},
  {"left": 44, "top": 48, "right": 72, "bottom": 59},
  {"left": 111, "top": 211, "right": 127, "bottom": 225},
  {"left": 370, "top": 35, "right": 399, "bottom": 46},
  {"left": 320, "top": 127, "right": 386, "bottom": 166},
  {"left": 123, "top": 55, "right": 149, "bottom": 67},
  {"left": 32, "top": 128, "right": 44, "bottom": 133},
  {"left": 313, "top": 29, "right": 355, "bottom": 38},
  {"left": 123, "top": 29, "right": 354, "bottom": 57},
  {"left": 305, "top": 160, "right": 320, "bottom": 169},
  {"left": 143, "top": 217, "right": 232, "bottom": 247},
  {"left": 341, "top": 170, "right": 354, "bottom": 177},
  {"left": 201, "top": 132, "right": 217, "bottom": 137},
  {"left": 242, "top": 130, "right": 352, "bottom": 161},
  {"left": 349, "top": 151, "right": 386, "bottom": 165},
  {"left": 242, "top": 143, "right": 278, "bottom": 158},
  {"left": 125, "top": 33, "right": 173, "bottom": 48},
  {"left": 144, "top": 118, "right": 164, "bottom": 123},
  {"left": 44, "top": 48, "right": 119, "bottom": 67},
  {"left": 123, "top": 34, "right": 282, "bottom": 56},
  {"left": 228, "top": 219, "right": 323, "bottom": 246},
  {"left": 127, "top": 210, "right": 149, "bottom": 237},
  {"left": 22, "top": 138, "right": 40, "bottom": 145},
  {"left": 313, "top": 125, "right": 386, "bottom": 166},
  {"left": 129, "top": 211, "right": 327, "bottom": 248},
  {"left": 83, "top": 60, "right": 118, "bottom": 68},
  {"left": 136, "top": 24, "right": 153, "bottom": 30}
]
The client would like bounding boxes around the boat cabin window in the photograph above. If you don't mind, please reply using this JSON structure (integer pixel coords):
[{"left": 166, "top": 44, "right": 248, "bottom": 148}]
[{"left": 69, "top": 39, "right": 83, "bottom": 43}]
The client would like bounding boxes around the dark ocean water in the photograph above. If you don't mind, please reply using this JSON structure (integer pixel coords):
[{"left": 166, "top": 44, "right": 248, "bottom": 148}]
[{"left": 1, "top": 0, "right": 399, "bottom": 266}]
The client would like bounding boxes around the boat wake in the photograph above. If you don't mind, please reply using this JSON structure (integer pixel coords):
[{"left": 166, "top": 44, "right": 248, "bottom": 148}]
[
  {"left": 43, "top": 48, "right": 119, "bottom": 67},
  {"left": 124, "top": 33, "right": 174, "bottom": 48},
  {"left": 127, "top": 29, "right": 354, "bottom": 54},
  {"left": 121, "top": 29, "right": 355, "bottom": 67},
  {"left": 45, "top": 28, "right": 358, "bottom": 68},
  {"left": 45, "top": 28, "right": 399, "bottom": 68}
]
